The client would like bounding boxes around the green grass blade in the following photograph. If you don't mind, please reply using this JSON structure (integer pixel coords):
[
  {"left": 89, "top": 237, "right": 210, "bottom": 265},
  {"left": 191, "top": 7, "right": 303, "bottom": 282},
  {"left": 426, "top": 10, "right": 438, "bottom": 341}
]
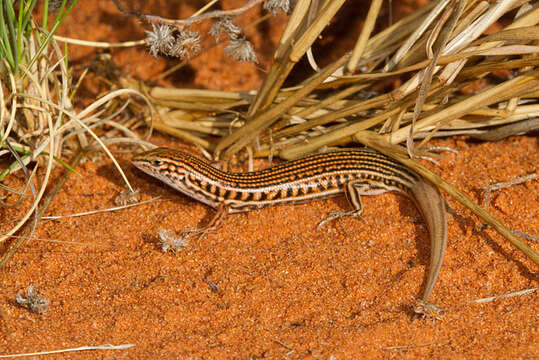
[
  {"left": 0, "top": 142, "right": 80, "bottom": 181},
  {"left": 42, "top": 0, "right": 49, "bottom": 30},
  {"left": 51, "top": 155, "right": 79, "bottom": 175},
  {"left": 21, "top": 0, "right": 39, "bottom": 36},
  {"left": 24, "top": 0, "right": 78, "bottom": 78},
  {"left": 0, "top": 154, "right": 30, "bottom": 181},
  {"left": 0, "top": 4, "right": 16, "bottom": 71},
  {"left": 4, "top": 0, "right": 19, "bottom": 74},
  {"left": 16, "top": 0, "right": 24, "bottom": 69}
]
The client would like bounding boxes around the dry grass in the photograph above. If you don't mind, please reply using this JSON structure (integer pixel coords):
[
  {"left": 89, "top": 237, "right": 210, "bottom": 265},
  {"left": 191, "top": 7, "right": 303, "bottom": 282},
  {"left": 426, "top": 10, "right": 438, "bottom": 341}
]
[
  {"left": 0, "top": 7, "right": 151, "bottom": 262},
  {"left": 131, "top": 0, "right": 538, "bottom": 161}
]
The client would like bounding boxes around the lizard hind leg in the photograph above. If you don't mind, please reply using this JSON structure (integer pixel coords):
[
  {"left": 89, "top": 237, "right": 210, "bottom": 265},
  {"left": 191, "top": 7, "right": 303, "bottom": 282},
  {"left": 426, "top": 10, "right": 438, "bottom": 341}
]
[{"left": 317, "top": 181, "right": 370, "bottom": 228}]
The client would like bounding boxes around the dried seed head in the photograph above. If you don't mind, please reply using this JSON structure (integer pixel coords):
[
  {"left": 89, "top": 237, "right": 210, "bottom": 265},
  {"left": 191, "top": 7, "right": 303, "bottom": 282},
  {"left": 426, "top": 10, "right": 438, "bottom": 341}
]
[
  {"left": 225, "top": 38, "right": 258, "bottom": 63},
  {"left": 145, "top": 24, "right": 175, "bottom": 57},
  {"left": 264, "top": 0, "right": 292, "bottom": 15},
  {"left": 158, "top": 229, "right": 189, "bottom": 252},
  {"left": 114, "top": 188, "right": 140, "bottom": 206},
  {"left": 169, "top": 28, "right": 201, "bottom": 58},
  {"left": 16, "top": 284, "right": 50, "bottom": 314},
  {"left": 210, "top": 17, "right": 243, "bottom": 42},
  {"left": 145, "top": 24, "right": 201, "bottom": 59}
]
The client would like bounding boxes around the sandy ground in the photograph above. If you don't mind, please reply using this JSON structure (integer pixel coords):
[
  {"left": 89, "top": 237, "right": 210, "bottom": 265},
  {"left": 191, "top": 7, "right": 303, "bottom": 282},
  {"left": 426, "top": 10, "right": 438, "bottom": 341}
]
[{"left": 1, "top": 0, "right": 537, "bottom": 358}]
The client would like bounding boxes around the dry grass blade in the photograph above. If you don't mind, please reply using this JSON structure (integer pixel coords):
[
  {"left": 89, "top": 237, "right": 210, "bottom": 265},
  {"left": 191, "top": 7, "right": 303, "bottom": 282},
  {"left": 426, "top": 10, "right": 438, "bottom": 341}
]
[
  {"left": 279, "top": 108, "right": 401, "bottom": 160},
  {"left": 346, "top": 0, "right": 383, "bottom": 73},
  {"left": 218, "top": 55, "right": 349, "bottom": 158},
  {"left": 0, "top": 344, "right": 135, "bottom": 358},
  {"left": 54, "top": 35, "right": 146, "bottom": 48},
  {"left": 151, "top": 87, "right": 247, "bottom": 103},
  {"left": 214, "top": 1, "right": 348, "bottom": 157},
  {"left": 470, "top": 287, "right": 538, "bottom": 304},
  {"left": 407, "top": 0, "right": 465, "bottom": 157},
  {"left": 384, "top": 0, "right": 452, "bottom": 72},
  {"left": 391, "top": 69, "right": 539, "bottom": 144}
]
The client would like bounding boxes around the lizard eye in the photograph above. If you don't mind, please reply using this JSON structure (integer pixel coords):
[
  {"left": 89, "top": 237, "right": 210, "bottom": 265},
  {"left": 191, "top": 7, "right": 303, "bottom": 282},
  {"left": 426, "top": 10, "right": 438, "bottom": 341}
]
[{"left": 152, "top": 160, "right": 163, "bottom": 167}]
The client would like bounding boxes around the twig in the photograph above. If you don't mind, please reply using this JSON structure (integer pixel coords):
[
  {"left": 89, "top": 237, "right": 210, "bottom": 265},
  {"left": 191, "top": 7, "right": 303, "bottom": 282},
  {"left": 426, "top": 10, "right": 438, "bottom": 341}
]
[
  {"left": 41, "top": 197, "right": 163, "bottom": 220},
  {"left": 469, "top": 117, "right": 539, "bottom": 141},
  {"left": 470, "top": 287, "right": 538, "bottom": 304},
  {"left": 0, "top": 344, "right": 134, "bottom": 358},
  {"left": 273, "top": 339, "right": 295, "bottom": 356},
  {"left": 511, "top": 229, "right": 539, "bottom": 242},
  {"left": 482, "top": 173, "right": 536, "bottom": 209},
  {"left": 273, "top": 339, "right": 294, "bottom": 351},
  {"left": 480, "top": 173, "right": 538, "bottom": 241},
  {"left": 111, "top": 0, "right": 263, "bottom": 26}
]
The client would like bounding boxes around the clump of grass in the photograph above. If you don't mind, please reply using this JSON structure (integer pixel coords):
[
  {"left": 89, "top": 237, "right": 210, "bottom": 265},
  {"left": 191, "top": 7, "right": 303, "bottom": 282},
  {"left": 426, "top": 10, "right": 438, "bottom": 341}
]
[
  {"left": 0, "top": 0, "right": 151, "bottom": 262},
  {"left": 0, "top": 0, "right": 72, "bottom": 76}
]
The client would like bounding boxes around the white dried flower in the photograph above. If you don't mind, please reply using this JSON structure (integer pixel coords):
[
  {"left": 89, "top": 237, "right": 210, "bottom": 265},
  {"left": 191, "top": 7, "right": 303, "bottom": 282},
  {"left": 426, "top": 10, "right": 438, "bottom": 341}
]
[
  {"left": 16, "top": 284, "right": 50, "bottom": 314},
  {"left": 169, "top": 29, "right": 201, "bottom": 58},
  {"left": 114, "top": 188, "right": 140, "bottom": 206},
  {"left": 158, "top": 229, "right": 189, "bottom": 252},
  {"left": 145, "top": 24, "right": 174, "bottom": 57},
  {"left": 145, "top": 24, "right": 201, "bottom": 59},
  {"left": 225, "top": 38, "right": 258, "bottom": 63},
  {"left": 210, "top": 17, "right": 242, "bottom": 42},
  {"left": 264, "top": 0, "right": 292, "bottom": 15}
]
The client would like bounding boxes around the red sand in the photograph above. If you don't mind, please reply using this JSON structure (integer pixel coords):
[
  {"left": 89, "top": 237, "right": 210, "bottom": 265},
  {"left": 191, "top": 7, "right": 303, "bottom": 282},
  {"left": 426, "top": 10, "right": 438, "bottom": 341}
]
[{"left": 1, "top": 1, "right": 537, "bottom": 358}]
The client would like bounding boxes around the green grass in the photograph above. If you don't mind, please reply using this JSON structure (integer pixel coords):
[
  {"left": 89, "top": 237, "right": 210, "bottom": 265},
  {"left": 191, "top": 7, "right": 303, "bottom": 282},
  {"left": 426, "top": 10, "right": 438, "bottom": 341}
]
[{"left": 0, "top": 0, "right": 77, "bottom": 77}]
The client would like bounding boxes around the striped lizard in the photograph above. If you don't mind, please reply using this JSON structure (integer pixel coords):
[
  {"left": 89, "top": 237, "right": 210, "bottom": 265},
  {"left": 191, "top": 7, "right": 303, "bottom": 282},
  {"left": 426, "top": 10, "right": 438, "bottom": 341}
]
[{"left": 132, "top": 147, "right": 448, "bottom": 309}]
